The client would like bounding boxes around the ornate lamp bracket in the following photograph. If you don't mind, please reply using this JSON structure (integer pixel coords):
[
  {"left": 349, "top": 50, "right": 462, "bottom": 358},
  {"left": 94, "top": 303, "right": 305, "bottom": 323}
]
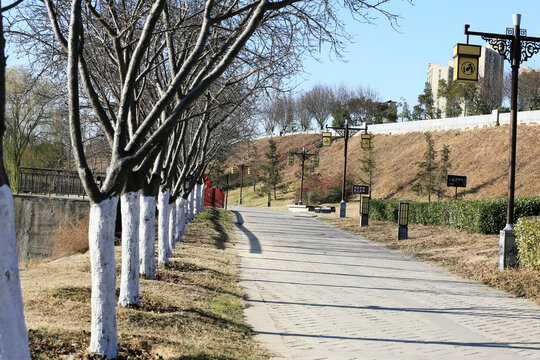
[
  {"left": 482, "top": 36, "right": 540, "bottom": 64},
  {"left": 521, "top": 41, "right": 540, "bottom": 63},
  {"left": 482, "top": 36, "right": 511, "bottom": 62}
]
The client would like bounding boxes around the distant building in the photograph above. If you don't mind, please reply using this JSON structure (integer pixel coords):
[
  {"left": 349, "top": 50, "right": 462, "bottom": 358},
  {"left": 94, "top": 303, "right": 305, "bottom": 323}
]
[
  {"left": 478, "top": 45, "right": 504, "bottom": 106},
  {"left": 427, "top": 44, "right": 504, "bottom": 118},
  {"left": 427, "top": 61, "right": 454, "bottom": 117}
]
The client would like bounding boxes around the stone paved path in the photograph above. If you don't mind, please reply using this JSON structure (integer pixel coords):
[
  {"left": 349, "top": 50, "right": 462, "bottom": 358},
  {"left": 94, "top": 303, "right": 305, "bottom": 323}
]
[{"left": 232, "top": 207, "right": 540, "bottom": 360}]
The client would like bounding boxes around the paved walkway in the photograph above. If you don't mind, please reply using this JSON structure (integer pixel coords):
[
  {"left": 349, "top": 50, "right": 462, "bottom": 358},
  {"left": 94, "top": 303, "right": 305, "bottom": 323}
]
[{"left": 232, "top": 207, "right": 540, "bottom": 360}]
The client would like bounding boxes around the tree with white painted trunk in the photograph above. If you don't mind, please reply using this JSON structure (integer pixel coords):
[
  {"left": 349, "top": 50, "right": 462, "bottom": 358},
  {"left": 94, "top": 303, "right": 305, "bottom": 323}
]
[{"left": 0, "top": 1, "right": 30, "bottom": 359}]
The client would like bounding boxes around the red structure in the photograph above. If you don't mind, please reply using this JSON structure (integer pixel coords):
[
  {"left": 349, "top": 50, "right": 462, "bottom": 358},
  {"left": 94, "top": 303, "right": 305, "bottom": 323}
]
[{"left": 203, "top": 174, "right": 224, "bottom": 208}]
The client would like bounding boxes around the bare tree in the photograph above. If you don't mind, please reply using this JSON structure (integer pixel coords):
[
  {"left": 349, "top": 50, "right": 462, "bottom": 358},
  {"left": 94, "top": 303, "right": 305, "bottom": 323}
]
[
  {"left": 278, "top": 94, "right": 296, "bottom": 134},
  {"left": 0, "top": 1, "right": 30, "bottom": 359},
  {"left": 260, "top": 96, "right": 283, "bottom": 135},
  {"left": 302, "top": 84, "right": 334, "bottom": 129},
  {"left": 296, "top": 95, "right": 312, "bottom": 131},
  {"left": 3, "top": 66, "right": 61, "bottom": 186}
]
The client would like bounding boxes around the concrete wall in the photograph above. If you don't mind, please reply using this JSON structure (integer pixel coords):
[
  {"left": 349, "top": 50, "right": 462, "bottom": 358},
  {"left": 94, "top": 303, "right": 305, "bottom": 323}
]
[
  {"left": 256, "top": 109, "right": 540, "bottom": 138},
  {"left": 365, "top": 109, "right": 540, "bottom": 135},
  {"left": 14, "top": 194, "right": 90, "bottom": 262}
]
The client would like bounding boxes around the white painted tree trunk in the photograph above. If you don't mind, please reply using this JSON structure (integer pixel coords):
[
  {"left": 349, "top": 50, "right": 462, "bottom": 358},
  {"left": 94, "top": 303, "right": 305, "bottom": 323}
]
[
  {"left": 199, "top": 183, "right": 205, "bottom": 211},
  {"left": 0, "top": 185, "right": 30, "bottom": 359},
  {"left": 176, "top": 198, "right": 186, "bottom": 241},
  {"left": 118, "top": 191, "right": 140, "bottom": 307},
  {"left": 139, "top": 195, "right": 156, "bottom": 280},
  {"left": 168, "top": 202, "right": 176, "bottom": 250},
  {"left": 181, "top": 197, "right": 189, "bottom": 236},
  {"left": 174, "top": 197, "right": 181, "bottom": 242},
  {"left": 193, "top": 184, "right": 199, "bottom": 214},
  {"left": 199, "top": 183, "right": 206, "bottom": 212},
  {"left": 196, "top": 184, "right": 203, "bottom": 214},
  {"left": 188, "top": 191, "right": 194, "bottom": 221},
  {"left": 88, "top": 196, "right": 119, "bottom": 358},
  {"left": 157, "top": 189, "right": 170, "bottom": 266}
]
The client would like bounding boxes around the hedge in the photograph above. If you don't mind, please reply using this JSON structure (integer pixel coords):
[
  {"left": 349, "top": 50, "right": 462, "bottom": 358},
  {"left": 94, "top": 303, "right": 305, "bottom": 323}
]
[
  {"left": 515, "top": 217, "right": 540, "bottom": 270},
  {"left": 369, "top": 195, "right": 540, "bottom": 234}
]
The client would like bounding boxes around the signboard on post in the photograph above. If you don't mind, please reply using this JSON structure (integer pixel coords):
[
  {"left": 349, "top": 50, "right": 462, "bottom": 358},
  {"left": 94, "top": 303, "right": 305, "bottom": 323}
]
[
  {"left": 352, "top": 184, "right": 369, "bottom": 195},
  {"left": 447, "top": 174, "right": 467, "bottom": 200},
  {"left": 447, "top": 175, "right": 467, "bottom": 188},
  {"left": 452, "top": 43, "right": 481, "bottom": 82},
  {"left": 322, "top": 132, "right": 332, "bottom": 146}
]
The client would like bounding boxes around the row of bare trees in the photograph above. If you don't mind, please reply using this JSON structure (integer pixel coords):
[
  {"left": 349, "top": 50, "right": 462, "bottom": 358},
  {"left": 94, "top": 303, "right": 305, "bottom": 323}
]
[
  {"left": 258, "top": 83, "right": 401, "bottom": 135},
  {"left": 0, "top": 0, "right": 402, "bottom": 358}
]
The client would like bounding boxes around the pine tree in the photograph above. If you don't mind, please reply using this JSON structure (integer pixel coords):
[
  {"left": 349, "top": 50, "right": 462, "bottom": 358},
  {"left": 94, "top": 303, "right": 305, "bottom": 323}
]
[
  {"left": 359, "top": 133, "right": 375, "bottom": 197},
  {"left": 259, "top": 138, "right": 283, "bottom": 200},
  {"left": 412, "top": 132, "right": 438, "bottom": 202},
  {"left": 437, "top": 144, "right": 451, "bottom": 200}
]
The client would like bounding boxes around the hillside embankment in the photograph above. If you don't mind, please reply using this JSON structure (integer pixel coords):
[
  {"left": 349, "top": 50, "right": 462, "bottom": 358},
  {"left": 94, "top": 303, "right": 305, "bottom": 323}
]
[{"left": 229, "top": 124, "right": 540, "bottom": 202}]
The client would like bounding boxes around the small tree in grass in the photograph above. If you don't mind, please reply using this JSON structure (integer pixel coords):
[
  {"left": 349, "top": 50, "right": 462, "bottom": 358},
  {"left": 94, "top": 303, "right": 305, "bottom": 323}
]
[
  {"left": 259, "top": 138, "right": 283, "bottom": 200},
  {"left": 437, "top": 144, "right": 451, "bottom": 200},
  {"left": 359, "top": 133, "right": 375, "bottom": 197},
  {"left": 412, "top": 132, "right": 438, "bottom": 202}
]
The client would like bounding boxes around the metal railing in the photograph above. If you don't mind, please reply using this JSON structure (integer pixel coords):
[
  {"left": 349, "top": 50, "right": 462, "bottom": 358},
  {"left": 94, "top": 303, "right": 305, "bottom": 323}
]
[{"left": 17, "top": 167, "right": 105, "bottom": 197}]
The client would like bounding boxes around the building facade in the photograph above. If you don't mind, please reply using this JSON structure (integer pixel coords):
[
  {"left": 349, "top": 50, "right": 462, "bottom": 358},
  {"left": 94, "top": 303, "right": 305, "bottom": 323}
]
[{"left": 427, "top": 44, "right": 504, "bottom": 118}]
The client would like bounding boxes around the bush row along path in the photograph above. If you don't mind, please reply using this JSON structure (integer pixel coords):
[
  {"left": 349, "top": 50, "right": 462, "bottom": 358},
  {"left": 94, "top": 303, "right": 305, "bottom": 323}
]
[{"left": 232, "top": 207, "right": 540, "bottom": 360}]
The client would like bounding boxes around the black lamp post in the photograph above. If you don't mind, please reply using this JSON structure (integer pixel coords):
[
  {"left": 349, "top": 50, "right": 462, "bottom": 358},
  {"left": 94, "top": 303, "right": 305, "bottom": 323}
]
[
  {"left": 464, "top": 14, "right": 540, "bottom": 269},
  {"left": 238, "top": 160, "right": 246, "bottom": 205},
  {"left": 325, "top": 121, "right": 368, "bottom": 217},
  {"left": 289, "top": 147, "right": 318, "bottom": 205}
]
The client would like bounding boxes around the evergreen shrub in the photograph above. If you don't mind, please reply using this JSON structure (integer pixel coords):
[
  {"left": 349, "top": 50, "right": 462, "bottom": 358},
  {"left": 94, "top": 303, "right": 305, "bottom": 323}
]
[
  {"left": 515, "top": 216, "right": 540, "bottom": 270},
  {"left": 369, "top": 196, "right": 540, "bottom": 234}
]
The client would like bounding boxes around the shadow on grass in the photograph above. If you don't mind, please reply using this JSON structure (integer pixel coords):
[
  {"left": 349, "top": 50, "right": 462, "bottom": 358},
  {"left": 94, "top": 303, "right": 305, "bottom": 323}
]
[
  {"left": 185, "top": 307, "right": 253, "bottom": 334},
  {"left": 205, "top": 207, "right": 229, "bottom": 250}
]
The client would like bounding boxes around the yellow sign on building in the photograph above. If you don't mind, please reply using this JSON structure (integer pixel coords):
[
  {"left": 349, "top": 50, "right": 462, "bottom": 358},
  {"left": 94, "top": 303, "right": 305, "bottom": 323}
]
[
  {"left": 322, "top": 132, "right": 332, "bottom": 146},
  {"left": 453, "top": 43, "right": 481, "bottom": 82}
]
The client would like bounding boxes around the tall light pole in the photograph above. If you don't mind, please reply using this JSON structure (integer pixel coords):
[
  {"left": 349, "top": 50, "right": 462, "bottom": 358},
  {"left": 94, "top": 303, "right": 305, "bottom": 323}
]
[
  {"left": 238, "top": 159, "right": 245, "bottom": 205},
  {"left": 464, "top": 14, "right": 540, "bottom": 269},
  {"left": 326, "top": 121, "right": 368, "bottom": 217},
  {"left": 289, "top": 147, "right": 318, "bottom": 205}
]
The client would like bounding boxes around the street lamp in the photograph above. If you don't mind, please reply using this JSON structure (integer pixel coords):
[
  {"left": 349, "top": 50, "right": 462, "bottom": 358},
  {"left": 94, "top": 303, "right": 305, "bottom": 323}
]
[
  {"left": 232, "top": 161, "right": 247, "bottom": 205},
  {"left": 463, "top": 14, "right": 540, "bottom": 269},
  {"left": 325, "top": 121, "right": 368, "bottom": 217},
  {"left": 238, "top": 160, "right": 246, "bottom": 205},
  {"left": 289, "top": 147, "right": 318, "bottom": 205}
]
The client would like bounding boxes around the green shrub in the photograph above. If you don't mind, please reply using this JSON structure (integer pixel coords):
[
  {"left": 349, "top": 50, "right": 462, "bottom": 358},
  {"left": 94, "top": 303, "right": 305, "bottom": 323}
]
[
  {"left": 368, "top": 195, "right": 540, "bottom": 234},
  {"left": 515, "top": 217, "right": 540, "bottom": 270}
]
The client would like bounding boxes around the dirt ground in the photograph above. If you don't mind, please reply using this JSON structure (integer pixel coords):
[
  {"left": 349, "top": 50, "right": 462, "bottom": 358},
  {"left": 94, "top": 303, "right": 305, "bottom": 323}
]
[
  {"left": 227, "top": 125, "right": 540, "bottom": 202},
  {"left": 19, "top": 208, "right": 270, "bottom": 359}
]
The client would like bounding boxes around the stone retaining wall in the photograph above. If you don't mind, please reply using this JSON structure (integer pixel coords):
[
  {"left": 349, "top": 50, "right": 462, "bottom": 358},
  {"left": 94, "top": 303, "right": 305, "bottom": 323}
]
[{"left": 14, "top": 194, "right": 90, "bottom": 262}]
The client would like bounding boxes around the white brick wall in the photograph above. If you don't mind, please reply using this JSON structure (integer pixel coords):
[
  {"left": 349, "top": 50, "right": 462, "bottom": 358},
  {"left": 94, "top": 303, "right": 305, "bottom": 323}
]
[{"left": 366, "top": 109, "right": 540, "bottom": 135}]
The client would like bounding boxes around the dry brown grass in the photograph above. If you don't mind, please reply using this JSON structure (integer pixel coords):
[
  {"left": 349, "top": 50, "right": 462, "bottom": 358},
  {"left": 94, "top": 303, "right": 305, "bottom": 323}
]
[
  {"left": 49, "top": 217, "right": 90, "bottom": 259},
  {"left": 21, "top": 208, "right": 271, "bottom": 359},
  {"left": 230, "top": 125, "right": 540, "bottom": 201},
  {"left": 317, "top": 202, "right": 540, "bottom": 305}
]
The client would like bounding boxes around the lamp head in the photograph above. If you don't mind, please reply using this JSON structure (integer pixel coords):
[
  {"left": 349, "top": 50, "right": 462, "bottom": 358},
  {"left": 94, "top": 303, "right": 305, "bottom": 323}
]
[{"left": 513, "top": 14, "right": 521, "bottom": 27}]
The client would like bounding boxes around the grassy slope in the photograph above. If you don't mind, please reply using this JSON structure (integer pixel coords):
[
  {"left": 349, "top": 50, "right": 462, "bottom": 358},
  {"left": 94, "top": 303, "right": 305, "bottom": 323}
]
[
  {"left": 227, "top": 124, "right": 540, "bottom": 202},
  {"left": 20, "top": 208, "right": 270, "bottom": 359}
]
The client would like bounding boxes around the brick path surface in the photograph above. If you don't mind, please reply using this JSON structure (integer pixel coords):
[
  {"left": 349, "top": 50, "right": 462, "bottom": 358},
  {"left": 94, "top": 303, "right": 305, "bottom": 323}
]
[{"left": 232, "top": 207, "right": 540, "bottom": 360}]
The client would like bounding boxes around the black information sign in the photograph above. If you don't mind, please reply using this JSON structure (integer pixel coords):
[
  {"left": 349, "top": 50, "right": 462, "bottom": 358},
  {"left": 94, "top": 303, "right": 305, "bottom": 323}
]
[
  {"left": 447, "top": 175, "right": 467, "bottom": 188},
  {"left": 352, "top": 185, "right": 370, "bottom": 195}
]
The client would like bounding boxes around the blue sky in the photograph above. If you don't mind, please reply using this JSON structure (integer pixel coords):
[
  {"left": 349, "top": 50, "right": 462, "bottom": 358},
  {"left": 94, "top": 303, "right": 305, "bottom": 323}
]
[{"left": 299, "top": 0, "right": 540, "bottom": 107}]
